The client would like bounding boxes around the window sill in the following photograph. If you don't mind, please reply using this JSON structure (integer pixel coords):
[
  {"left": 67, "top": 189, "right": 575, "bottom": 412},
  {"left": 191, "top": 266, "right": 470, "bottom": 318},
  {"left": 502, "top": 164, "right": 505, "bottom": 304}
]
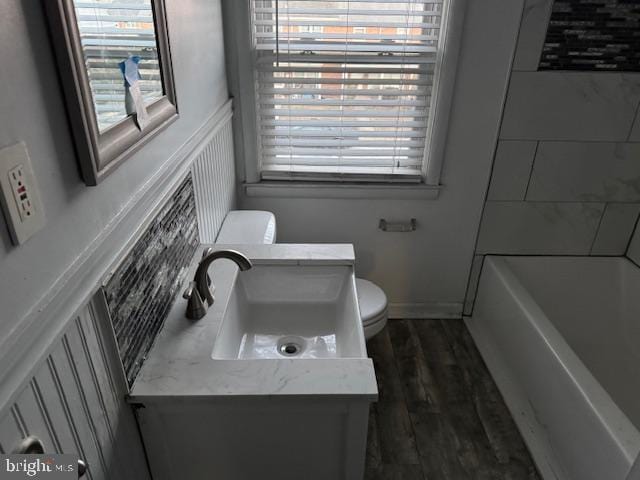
[{"left": 243, "top": 181, "right": 441, "bottom": 200}]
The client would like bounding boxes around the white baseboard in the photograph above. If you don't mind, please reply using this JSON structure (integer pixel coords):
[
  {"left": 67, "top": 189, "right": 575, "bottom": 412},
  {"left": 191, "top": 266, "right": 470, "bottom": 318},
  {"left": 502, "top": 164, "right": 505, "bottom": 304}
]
[{"left": 388, "top": 302, "right": 462, "bottom": 319}]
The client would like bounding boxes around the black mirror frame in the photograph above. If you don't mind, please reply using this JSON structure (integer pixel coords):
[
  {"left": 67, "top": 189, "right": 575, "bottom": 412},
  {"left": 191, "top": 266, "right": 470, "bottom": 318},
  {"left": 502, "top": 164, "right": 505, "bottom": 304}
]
[{"left": 44, "top": 0, "right": 179, "bottom": 186}]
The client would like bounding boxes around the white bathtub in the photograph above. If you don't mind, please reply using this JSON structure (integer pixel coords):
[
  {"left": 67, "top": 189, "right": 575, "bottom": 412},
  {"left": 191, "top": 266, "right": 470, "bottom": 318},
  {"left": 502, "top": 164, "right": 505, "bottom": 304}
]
[{"left": 467, "top": 256, "right": 640, "bottom": 480}]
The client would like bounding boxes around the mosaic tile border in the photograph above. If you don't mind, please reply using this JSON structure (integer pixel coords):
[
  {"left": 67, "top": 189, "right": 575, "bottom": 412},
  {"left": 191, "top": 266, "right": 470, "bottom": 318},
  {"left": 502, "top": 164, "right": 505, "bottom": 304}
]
[
  {"left": 540, "top": 0, "right": 640, "bottom": 72},
  {"left": 104, "top": 174, "right": 199, "bottom": 386}
]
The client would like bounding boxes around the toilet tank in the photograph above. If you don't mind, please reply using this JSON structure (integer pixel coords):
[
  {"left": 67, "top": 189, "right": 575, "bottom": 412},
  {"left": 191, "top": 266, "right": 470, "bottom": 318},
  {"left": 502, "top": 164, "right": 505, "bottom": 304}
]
[{"left": 215, "top": 211, "right": 277, "bottom": 244}]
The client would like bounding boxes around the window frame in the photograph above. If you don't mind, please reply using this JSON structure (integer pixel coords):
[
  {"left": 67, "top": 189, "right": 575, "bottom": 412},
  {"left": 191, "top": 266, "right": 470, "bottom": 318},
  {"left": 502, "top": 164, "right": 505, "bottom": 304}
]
[
  {"left": 45, "top": 0, "right": 178, "bottom": 186},
  {"left": 225, "top": 0, "right": 466, "bottom": 189}
]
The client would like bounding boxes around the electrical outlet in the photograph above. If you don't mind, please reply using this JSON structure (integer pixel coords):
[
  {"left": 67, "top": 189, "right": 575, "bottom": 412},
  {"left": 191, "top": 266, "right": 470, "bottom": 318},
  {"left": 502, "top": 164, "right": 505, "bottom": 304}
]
[
  {"left": 0, "top": 143, "right": 46, "bottom": 245},
  {"left": 8, "top": 165, "right": 33, "bottom": 221}
]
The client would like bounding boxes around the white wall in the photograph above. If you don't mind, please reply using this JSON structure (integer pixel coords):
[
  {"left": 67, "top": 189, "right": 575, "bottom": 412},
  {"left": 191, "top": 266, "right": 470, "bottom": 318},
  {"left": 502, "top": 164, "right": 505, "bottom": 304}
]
[
  {"left": 0, "top": 0, "right": 228, "bottom": 342},
  {"left": 241, "top": 0, "right": 526, "bottom": 316}
]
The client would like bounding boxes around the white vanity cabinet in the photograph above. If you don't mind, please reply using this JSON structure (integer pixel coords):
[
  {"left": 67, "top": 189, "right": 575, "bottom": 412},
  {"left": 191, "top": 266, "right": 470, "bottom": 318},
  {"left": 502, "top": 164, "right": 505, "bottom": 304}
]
[{"left": 129, "top": 244, "right": 378, "bottom": 480}]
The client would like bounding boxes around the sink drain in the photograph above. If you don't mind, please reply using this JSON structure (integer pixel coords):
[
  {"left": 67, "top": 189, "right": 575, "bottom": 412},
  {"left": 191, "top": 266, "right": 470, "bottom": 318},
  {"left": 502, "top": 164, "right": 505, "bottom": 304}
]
[
  {"left": 279, "top": 343, "right": 299, "bottom": 356},
  {"left": 277, "top": 337, "right": 305, "bottom": 357}
]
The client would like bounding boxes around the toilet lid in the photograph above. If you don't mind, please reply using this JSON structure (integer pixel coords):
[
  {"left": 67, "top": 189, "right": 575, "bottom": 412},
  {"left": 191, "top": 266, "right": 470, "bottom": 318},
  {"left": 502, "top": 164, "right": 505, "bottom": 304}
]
[{"left": 356, "top": 278, "right": 388, "bottom": 321}]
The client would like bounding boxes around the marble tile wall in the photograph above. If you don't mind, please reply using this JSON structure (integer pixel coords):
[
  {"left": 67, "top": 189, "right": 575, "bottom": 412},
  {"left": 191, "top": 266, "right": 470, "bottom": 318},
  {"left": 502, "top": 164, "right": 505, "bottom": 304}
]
[
  {"left": 626, "top": 223, "right": 640, "bottom": 266},
  {"left": 513, "top": 0, "right": 555, "bottom": 71},
  {"left": 593, "top": 204, "right": 640, "bottom": 256},
  {"left": 477, "top": 202, "right": 605, "bottom": 255},
  {"left": 631, "top": 113, "right": 640, "bottom": 141},
  {"left": 500, "top": 72, "right": 640, "bottom": 141},
  {"left": 486, "top": 141, "right": 537, "bottom": 201},
  {"left": 466, "top": 0, "right": 640, "bottom": 314},
  {"left": 104, "top": 175, "right": 199, "bottom": 386},
  {"left": 478, "top": 139, "right": 640, "bottom": 257},
  {"left": 526, "top": 142, "right": 640, "bottom": 202}
]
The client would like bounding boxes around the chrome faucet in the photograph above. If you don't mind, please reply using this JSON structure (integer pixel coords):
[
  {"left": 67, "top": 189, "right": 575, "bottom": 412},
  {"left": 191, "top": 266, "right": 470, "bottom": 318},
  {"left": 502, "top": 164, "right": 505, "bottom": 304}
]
[{"left": 183, "top": 248, "right": 252, "bottom": 320}]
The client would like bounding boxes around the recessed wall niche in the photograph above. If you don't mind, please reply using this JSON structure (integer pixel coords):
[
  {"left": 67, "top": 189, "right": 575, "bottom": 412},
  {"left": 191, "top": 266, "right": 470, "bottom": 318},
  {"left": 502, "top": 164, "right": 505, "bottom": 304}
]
[{"left": 539, "top": 0, "right": 640, "bottom": 72}]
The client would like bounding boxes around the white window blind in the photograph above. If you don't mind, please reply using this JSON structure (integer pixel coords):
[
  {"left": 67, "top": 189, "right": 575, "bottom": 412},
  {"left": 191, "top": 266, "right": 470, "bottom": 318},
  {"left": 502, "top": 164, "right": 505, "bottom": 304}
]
[{"left": 252, "top": 0, "right": 445, "bottom": 182}]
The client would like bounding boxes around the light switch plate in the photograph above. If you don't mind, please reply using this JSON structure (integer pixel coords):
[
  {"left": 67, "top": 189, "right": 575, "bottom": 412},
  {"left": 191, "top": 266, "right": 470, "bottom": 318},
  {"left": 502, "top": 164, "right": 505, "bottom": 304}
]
[{"left": 0, "top": 142, "right": 46, "bottom": 245}]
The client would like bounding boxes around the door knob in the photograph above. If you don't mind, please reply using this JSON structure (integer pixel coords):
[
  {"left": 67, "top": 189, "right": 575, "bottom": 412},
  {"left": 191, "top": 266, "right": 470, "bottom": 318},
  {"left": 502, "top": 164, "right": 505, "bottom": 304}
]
[{"left": 13, "top": 435, "right": 87, "bottom": 477}]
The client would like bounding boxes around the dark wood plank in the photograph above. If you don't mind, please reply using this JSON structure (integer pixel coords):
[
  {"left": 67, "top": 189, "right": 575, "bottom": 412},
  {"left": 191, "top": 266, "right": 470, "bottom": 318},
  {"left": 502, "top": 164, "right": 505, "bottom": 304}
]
[
  {"left": 365, "top": 319, "right": 540, "bottom": 480},
  {"left": 410, "top": 402, "right": 474, "bottom": 480},
  {"left": 365, "top": 464, "right": 424, "bottom": 480},
  {"left": 441, "top": 320, "right": 540, "bottom": 477},
  {"left": 367, "top": 328, "right": 405, "bottom": 403},
  {"left": 374, "top": 401, "right": 421, "bottom": 465},
  {"left": 412, "top": 320, "right": 457, "bottom": 365},
  {"left": 411, "top": 321, "right": 471, "bottom": 411},
  {"left": 387, "top": 320, "right": 430, "bottom": 404},
  {"left": 440, "top": 319, "right": 486, "bottom": 373}
]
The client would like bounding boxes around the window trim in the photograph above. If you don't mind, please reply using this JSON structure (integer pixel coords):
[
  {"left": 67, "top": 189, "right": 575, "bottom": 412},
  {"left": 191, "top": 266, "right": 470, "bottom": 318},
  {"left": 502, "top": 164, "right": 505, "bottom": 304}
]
[
  {"left": 223, "top": 0, "right": 466, "bottom": 188},
  {"left": 421, "top": 0, "right": 466, "bottom": 186},
  {"left": 243, "top": 181, "right": 441, "bottom": 200}
]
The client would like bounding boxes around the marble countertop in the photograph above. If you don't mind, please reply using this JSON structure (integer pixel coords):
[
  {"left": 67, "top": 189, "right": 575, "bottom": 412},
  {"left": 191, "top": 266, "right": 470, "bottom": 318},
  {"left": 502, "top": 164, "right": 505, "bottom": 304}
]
[{"left": 129, "top": 244, "right": 378, "bottom": 402}]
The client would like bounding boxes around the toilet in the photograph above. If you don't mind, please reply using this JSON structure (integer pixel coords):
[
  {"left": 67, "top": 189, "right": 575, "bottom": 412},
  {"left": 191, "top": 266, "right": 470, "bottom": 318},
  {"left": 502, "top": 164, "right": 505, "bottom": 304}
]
[{"left": 217, "top": 210, "right": 388, "bottom": 340}]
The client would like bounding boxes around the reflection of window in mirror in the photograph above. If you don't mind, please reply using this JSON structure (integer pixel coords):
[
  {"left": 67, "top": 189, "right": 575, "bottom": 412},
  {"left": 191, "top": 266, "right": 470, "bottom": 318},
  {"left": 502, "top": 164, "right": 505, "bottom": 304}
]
[
  {"left": 45, "top": 0, "right": 177, "bottom": 185},
  {"left": 74, "top": 0, "right": 164, "bottom": 131}
]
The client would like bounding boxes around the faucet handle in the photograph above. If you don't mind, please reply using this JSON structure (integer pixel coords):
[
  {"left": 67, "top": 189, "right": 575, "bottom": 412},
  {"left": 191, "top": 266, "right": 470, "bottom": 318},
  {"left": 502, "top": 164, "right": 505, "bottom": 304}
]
[
  {"left": 184, "top": 281, "right": 208, "bottom": 320},
  {"left": 184, "top": 281, "right": 215, "bottom": 301},
  {"left": 183, "top": 281, "right": 196, "bottom": 300}
]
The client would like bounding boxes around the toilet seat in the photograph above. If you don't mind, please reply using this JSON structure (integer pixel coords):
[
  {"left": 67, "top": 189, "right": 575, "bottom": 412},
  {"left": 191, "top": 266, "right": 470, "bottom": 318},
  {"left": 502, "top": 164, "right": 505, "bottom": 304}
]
[
  {"left": 363, "top": 315, "right": 388, "bottom": 340},
  {"left": 356, "top": 279, "right": 388, "bottom": 340},
  {"left": 363, "top": 310, "right": 388, "bottom": 328}
]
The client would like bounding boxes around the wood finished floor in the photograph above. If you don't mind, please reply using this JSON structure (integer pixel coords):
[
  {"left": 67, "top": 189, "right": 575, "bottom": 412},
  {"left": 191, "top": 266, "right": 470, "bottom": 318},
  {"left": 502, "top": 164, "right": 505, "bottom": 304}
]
[{"left": 365, "top": 319, "right": 540, "bottom": 480}]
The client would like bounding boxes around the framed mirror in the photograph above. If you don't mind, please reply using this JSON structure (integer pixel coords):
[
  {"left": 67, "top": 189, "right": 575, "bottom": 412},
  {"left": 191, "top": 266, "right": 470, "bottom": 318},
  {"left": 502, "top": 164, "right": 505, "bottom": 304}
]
[{"left": 45, "top": 0, "right": 178, "bottom": 185}]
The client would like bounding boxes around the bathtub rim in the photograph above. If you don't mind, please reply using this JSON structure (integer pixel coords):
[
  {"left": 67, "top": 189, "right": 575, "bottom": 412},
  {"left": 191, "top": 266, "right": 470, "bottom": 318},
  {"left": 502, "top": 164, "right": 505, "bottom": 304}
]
[{"left": 468, "top": 255, "right": 640, "bottom": 478}]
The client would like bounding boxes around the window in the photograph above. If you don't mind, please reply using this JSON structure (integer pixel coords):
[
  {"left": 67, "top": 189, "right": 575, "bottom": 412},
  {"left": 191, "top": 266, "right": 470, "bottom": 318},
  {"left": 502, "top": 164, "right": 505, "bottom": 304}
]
[{"left": 250, "top": 0, "right": 453, "bottom": 183}]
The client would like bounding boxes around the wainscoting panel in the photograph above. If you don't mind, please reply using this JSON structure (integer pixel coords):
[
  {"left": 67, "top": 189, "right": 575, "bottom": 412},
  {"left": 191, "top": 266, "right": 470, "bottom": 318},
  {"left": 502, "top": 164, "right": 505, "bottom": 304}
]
[
  {"left": 0, "top": 301, "right": 150, "bottom": 480},
  {"left": 0, "top": 103, "right": 237, "bottom": 479},
  {"left": 192, "top": 111, "right": 237, "bottom": 243}
]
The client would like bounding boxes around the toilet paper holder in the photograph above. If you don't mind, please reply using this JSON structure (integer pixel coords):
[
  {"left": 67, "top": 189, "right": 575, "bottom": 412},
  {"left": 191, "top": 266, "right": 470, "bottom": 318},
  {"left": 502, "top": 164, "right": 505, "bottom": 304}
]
[{"left": 378, "top": 218, "right": 417, "bottom": 232}]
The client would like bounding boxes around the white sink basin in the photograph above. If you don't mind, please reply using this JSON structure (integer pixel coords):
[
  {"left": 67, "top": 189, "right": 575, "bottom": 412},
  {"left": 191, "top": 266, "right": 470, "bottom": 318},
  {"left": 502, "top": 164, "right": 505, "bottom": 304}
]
[{"left": 212, "top": 265, "right": 366, "bottom": 360}]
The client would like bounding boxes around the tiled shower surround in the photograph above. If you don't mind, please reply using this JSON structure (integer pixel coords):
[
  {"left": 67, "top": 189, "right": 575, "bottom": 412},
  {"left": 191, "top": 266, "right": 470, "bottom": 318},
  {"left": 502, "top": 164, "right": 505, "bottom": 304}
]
[
  {"left": 466, "top": 0, "right": 640, "bottom": 314},
  {"left": 104, "top": 175, "right": 199, "bottom": 386},
  {"left": 540, "top": 0, "right": 640, "bottom": 71}
]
